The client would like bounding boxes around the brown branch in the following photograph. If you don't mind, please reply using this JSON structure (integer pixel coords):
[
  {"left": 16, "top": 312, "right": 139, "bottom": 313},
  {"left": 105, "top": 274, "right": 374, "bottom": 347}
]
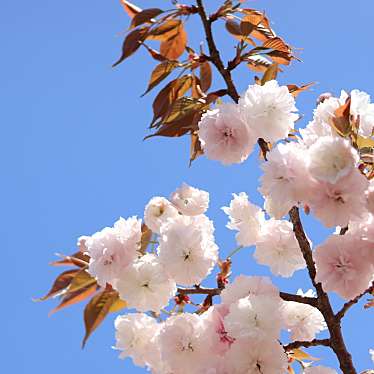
[
  {"left": 177, "top": 286, "right": 220, "bottom": 296},
  {"left": 336, "top": 282, "right": 374, "bottom": 321},
  {"left": 280, "top": 292, "right": 318, "bottom": 307},
  {"left": 196, "top": 0, "right": 240, "bottom": 103},
  {"left": 289, "top": 207, "right": 356, "bottom": 374},
  {"left": 284, "top": 338, "right": 331, "bottom": 351}
]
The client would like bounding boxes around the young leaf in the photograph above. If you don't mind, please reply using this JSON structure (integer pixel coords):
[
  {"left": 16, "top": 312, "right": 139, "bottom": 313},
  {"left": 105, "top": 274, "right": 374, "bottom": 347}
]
[
  {"left": 120, "top": 0, "right": 142, "bottom": 19},
  {"left": 160, "top": 24, "right": 187, "bottom": 60},
  {"left": 189, "top": 131, "right": 203, "bottom": 165},
  {"left": 246, "top": 54, "right": 273, "bottom": 72},
  {"left": 113, "top": 27, "right": 149, "bottom": 67},
  {"left": 287, "top": 82, "right": 315, "bottom": 97},
  {"left": 50, "top": 251, "right": 90, "bottom": 267},
  {"left": 142, "top": 61, "right": 178, "bottom": 96},
  {"left": 329, "top": 97, "right": 352, "bottom": 137},
  {"left": 261, "top": 62, "right": 278, "bottom": 85},
  {"left": 35, "top": 269, "right": 78, "bottom": 301},
  {"left": 140, "top": 223, "right": 152, "bottom": 254},
  {"left": 148, "top": 20, "right": 181, "bottom": 41},
  {"left": 67, "top": 269, "right": 96, "bottom": 294},
  {"left": 109, "top": 296, "right": 127, "bottom": 313},
  {"left": 357, "top": 135, "right": 374, "bottom": 149},
  {"left": 82, "top": 290, "right": 118, "bottom": 348},
  {"left": 263, "top": 37, "right": 291, "bottom": 53},
  {"left": 49, "top": 283, "right": 97, "bottom": 316},
  {"left": 130, "top": 8, "right": 163, "bottom": 29},
  {"left": 199, "top": 61, "right": 212, "bottom": 93}
]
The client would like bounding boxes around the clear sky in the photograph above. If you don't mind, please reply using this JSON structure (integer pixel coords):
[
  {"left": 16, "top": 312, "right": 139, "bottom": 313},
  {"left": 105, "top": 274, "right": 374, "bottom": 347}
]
[{"left": 2, "top": 0, "right": 373, "bottom": 373}]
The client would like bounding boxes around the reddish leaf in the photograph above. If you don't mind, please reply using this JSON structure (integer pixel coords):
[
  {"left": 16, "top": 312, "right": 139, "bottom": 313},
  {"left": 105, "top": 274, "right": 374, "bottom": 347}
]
[
  {"left": 50, "top": 251, "right": 90, "bottom": 268},
  {"left": 142, "top": 61, "right": 178, "bottom": 96},
  {"left": 225, "top": 19, "right": 242, "bottom": 36},
  {"left": 151, "top": 75, "right": 192, "bottom": 126},
  {"left": 140, "top": 223, "right": 152, "bottom": 254},
  {"left": 67, "top": 269, "right": 96, "bottom": 294},
  {"left": 148, "top": 20, "right": 181, "bottom": 41},
  {"left": 130, "top": 8, "right": 163, "bottom": 29},
  {"left": 199, "top": 61, "right": 212, "bottom": 93},
  {"left": 329, "top": 97, "right": 352, "bottom": 136},
  {"left": 36, "top": 269, "right": 78, "bottom": 301},
  {"left": 160, "top": 25, "right": 187, "bottom": 60},
  {"left": 113, "top": 27, "right": 149, "bottom": 67},
  {"left": 246, "top": 54, "right": 273, "bottom": 72},
  {"left": 287, "top": 82, "right": 315, "bottom": 97},
  {"left": 49, "top": 284, "right": 97, "bottom": 316},
  {"left": 261, "top": 62, "right": 278, "bottom": 85},
  {"left": 143, "top": 44, "right": 168, "bottom": 62},
  {"left": 82, "top": 290, "right": 118, "bottom": 348},
  {"left": 189, "top": 131, "right": 203, "bottom": 165},
  {"left": 263, "top": 37, "right": 291, "bottom": 53},
  {"left": 120, "top": 0, "right": 142, "bottom": 19}
]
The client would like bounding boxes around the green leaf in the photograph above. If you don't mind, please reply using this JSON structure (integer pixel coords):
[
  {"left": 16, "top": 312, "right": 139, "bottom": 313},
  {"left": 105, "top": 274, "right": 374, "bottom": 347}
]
[{"left": 357, "top": 135, "right": 374, "bottom": 149}]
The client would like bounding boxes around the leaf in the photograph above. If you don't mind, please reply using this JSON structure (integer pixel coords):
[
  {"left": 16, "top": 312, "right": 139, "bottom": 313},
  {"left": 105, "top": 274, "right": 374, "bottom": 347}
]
[
  {"left": 120, "top": 0, "right": 142, "bottom": 19},
  {"left": 140, "top": 223, "right": 152, "bottom": 254},
  {"left": 143, "top": 44, "right": 168, "bottom": 62},
  {"left": 289, "top": 348, "right": 319, "bottom": 361},
  {"left": 329, "top": 97, "right": 352, "bottom": 137},
  {"left": 199, "top": 61, "right": 212, "bottom": 93},
  {"left": 267, "top": 50, "right": 292, "bottom": 65},
  {"left": 109, "top": 295, "right": 127, "bottom": 313},
  {"left": 261, "top": 63, "right": 278, "bottom": 85},
  {"left": 240, "top": 16, "right": 256, "bottom": 36},
  {"left": 148, "top": 20, "right": 181, "bottom": 41},
  {"left": 246, "top": 54, "right": 273, "bottom": 73},
  {"left": 142, "top": 61, "right": 178, "bottom": 96},
  {"left": 225, "top": 19, "right": 242, "bottom": 36},
  {"left": 113, "top": 27, "right": 149, "bottom": 67},
  {"left": 364, "top": 298, "right": 374, "bottom": 309},
  {"left": 49, "top": 283, "right": 97, "bottom": 316},
  {"left": 357, "top": 135, "right": 374, "bottom": 149},
  {"left": 130, "top": 8, "right": 163, "bottom": 29},
  {"left": 82, "top": 290, "right": 118, "bottom": 348},
  {"left": 189, "top": 131, "right": 203, "bottom": 165},
  {"left": 151, "top": 75, "right": 192, "bottom": 126},
  {"left": 50, "top": 251, "right": 90, "bottom": 267},
  {"left": 287, "top": 82, "right": 315, "bottom": 97},
  {"left": 162, "top": 97, "right": 206, "bottom": 125},
  {"left": 35, "top": 269, "right": 78, "bottom": 301},
  {"left": 263, "top": 37, "right": 291, "bottom": 53},
  {"left": 160, "top": 25, "right": 187, "bottom": 60},
  {"left": 67, "top": 269, "right": 96, "bottom": 294}
]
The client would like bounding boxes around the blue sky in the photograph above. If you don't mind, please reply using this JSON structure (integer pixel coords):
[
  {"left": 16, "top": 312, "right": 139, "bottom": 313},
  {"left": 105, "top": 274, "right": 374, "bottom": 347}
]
[{"left": 2, "top": 0, "right": 373, "bottom": 373}]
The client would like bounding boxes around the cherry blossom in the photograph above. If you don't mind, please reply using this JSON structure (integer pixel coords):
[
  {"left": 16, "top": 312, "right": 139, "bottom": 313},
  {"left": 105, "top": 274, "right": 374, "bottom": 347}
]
[
  {"left": 314, "top": 234, "right": 373, "bottom": 300},
  {"left": 144, "top": 196, "right": 178, "bottom": 234},
  {"left": 158, "top": 215, "right": 218, "bottom": 286},
  {"left": 220, "top": 275, "right": 279, "bottom": 306},
  {"left": 170, "top": 183, "right": 209, "bottom": 216},
  {"left": 114, "top": 313, "right": 161, "bottom": 368},
  {"left": 239, "top": 80, "right": 298, "bottom": 143},
  {"left": 307, "top": 136, "right": 359, "bottom": 184},
  {"left": 259, "top": 142, "right": 310, "bottom": 218},
  {"left": 115, "top": 254, "right": 177, "bottom": 312},
  {"left": 254, "top": 219, "right": 306, "bottom": 277},
  {"left": 85, "top": 217, "right": 141, "bottom": 286},
  {"left": 222, "top": 192, "right": 265, "bottom": 247},
  {"left": 224, "top": 337, "right": 288, "bottom": 374},
  {"left": 198, "top": 103, "right": 255, "bottom": 165},
  {"left": 304, "top": 366, "right": 338, "bottom": 374}
]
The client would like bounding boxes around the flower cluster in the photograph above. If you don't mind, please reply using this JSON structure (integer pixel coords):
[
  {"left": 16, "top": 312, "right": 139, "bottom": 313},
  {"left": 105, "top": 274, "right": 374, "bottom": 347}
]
[{"left": 79, "top": 83, "right": 374, "bottom": 373}]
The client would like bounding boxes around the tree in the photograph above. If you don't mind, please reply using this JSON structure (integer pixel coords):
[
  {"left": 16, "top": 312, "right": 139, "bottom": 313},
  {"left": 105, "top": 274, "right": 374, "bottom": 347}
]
[{"left": 37, "top": 1, "right": 374, "bottom": 373}]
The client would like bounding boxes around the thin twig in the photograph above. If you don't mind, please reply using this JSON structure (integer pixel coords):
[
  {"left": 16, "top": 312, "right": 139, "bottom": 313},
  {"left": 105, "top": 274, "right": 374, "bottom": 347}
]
[
  {"left": 284, "top": 338, "right": 331, "bottom": 351},
  {"left": 336, "top": 282, "right": 374, "bottom": 321},
  {"left": 280, "top": 292, "right": 318, "bottom": 307}
]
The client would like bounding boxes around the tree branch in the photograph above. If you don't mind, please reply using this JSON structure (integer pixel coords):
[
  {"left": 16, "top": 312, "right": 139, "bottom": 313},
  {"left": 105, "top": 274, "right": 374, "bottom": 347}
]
[
  {"left": 336, "top": 282, "right": 374, "bottom": 321},
  {"left": 289, "top": 207, "right": 357, "bottom": 374},
  {"left": 284, "top": 338, "right": 331, "bottom": 351},
  {"left": 196, "top": 0, "right": 240, "bottom": 103},
  {"left": 280, "top": 292, "right": 318, "bottom": 307}
]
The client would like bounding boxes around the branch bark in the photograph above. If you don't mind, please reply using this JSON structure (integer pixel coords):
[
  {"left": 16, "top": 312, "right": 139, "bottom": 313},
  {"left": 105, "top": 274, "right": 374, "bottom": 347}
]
[
  {"left": 289, "top": 207, "right": 356, "bottom": 374},
  {"left": 196, "top": 0, "right": 240, "bottom": 103},
  {"left": 284, "top": 338, "right": 331, "bottom": 351}
]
